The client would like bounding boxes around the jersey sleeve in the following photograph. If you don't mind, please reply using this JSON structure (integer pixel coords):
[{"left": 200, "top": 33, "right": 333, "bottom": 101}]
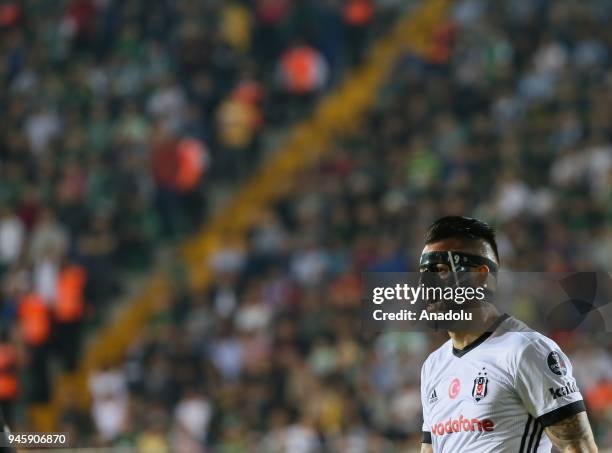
[
  {"left": 514, "top": 338, "right": 585, "bottom": 427},
  {"left": 420, "top": 361, "right": 432, "bottom": 444}
]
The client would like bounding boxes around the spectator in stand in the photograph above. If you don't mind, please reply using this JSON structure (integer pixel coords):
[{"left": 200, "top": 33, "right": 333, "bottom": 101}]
[
  {"left": 0, "top": 205, "right": 24, "bottom": 273},
  {"left": 343, "top": 0, "right": 374, "bottom": 65},
  {"left": 277, "top": 40, "right": 330, "bottom": 121},
  {"left": 279, "top": 41, "right": 330, "bottom": 95},
  {"left": 88, "top": 363, "right": 128, "bottom": 443},
  {"left": 172, "top": 386, "right": 212, "bottom": 452},
  {"left": 0, "top": 328, "right": 19, "bottom": 426},
  {"left": 215, "top": 80, "right": 263, "bottom": 179},
  {"left": 18, "top": 292, "right": 51, "bottom": 403},
  {"left": 52, "top": 260, "right": 87, "bottom": 371}
]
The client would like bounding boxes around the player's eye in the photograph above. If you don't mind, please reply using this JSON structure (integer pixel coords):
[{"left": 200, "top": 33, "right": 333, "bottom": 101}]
[
  {"left": 420, "top": 263, "right": 451, "bottom": 274},
  {"left": 437, "top": 268, "right": 451, "bottom": 279},
  {"left": 436, "top": 264, "right": 451, "bottom": 272}
]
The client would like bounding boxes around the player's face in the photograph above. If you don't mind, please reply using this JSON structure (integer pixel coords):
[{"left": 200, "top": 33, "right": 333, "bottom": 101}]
[
  {"left": 419, "top": 261, "right": 453, "bottom": 285},
  {"left": 419, "top": 238, "right": 489, "bottom": 309},
  {"left": 420, "top": 239, "right": 492, "bottom": 276},
  {"left": 420, "top": 238, "right": 466, "bottom": 279},
  {"left": 419, "top": 240, "right": 460, "bottom": 313},
  {"left": 419, "top": 239, "right": 497, "bottom": 331}
]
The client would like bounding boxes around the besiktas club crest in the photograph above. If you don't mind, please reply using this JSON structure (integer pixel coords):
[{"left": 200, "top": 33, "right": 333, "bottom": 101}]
[{"left": 472, "top": 368, "right": 489, "bottom": 402}]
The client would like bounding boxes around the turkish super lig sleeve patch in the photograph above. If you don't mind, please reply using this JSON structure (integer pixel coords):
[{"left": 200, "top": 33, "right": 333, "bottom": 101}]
[{"left": 547, "top": 351, "right": 567, "bottom": 376}]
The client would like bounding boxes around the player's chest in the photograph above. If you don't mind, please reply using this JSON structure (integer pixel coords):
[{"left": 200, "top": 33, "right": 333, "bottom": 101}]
[{"left": 425, "top": 357, "right": 522, "bottom": 422}]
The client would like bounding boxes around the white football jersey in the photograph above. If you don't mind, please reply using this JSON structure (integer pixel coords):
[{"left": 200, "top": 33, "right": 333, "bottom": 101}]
[{"left": 421, "top": 314, "right": 585, "bottom": 453}]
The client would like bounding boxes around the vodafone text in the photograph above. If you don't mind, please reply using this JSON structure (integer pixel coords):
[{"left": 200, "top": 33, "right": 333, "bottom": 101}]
[{"left": 431, "top": 415, "right": 495, "bottom": 436}]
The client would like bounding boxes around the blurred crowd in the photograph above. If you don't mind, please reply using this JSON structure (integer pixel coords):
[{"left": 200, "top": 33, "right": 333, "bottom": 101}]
[
  {"left": 0, "top": 0, "right": 401, "bottom": 430},
  {"left": 2, "top": 0, "right": 612, "bottom": 450},
  {"left": 61, "top": 0, "right": 612, "bottom": 450}
]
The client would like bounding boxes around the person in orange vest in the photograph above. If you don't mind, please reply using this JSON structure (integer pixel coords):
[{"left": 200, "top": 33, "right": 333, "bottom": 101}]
[
  {"left": 175, "top": 138, "right": 209, "bottom": 193},
  {"left": 0, "top": 329, "right": 19, "bottom": 427},
  {"left": 343, "top": 0, "right": 374, "bottom": 65},
  {"left": 277, "top": 40, "right": 329, "bottom": 122},
  {"left": 53, "top": 262, "right": 87, "bottom": 372},
  {"left": 18, "top": 292, "right": 51, "bottom": 403},
  {"left": 279, "top": 42, "right": 329, "bottom": 95},
  {"left": 428, "top": 22, "right": 457, "bottom": 65}
]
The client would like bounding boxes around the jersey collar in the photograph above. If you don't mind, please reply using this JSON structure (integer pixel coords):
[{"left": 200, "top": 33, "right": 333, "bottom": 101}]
[{"left": 452, "top": 313, "right": 510, "bottom": 358}]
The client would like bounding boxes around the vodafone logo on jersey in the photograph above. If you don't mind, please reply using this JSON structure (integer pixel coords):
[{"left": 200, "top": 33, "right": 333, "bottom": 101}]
[
  {"left": 431, "top": 415, "right": 495, "bottom": 436},
  {"left": 448, "top": 378, "right": 461, "bottom": 399}
]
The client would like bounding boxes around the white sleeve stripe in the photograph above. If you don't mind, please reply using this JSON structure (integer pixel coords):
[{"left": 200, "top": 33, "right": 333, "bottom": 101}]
[
  {"left": 526, "top": 421, "right": 543, "bottom": 452},
  {"left": 519, "top": 416, "right": 545, "bottom": 453},
  {"left": 532, "top": 424, "right": 545, "bottom": 452}
]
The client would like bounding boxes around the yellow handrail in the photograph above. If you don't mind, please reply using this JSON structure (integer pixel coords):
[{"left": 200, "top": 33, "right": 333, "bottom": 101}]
[{"left": 29, "top": 0, "right": 450, "bottom": 432}]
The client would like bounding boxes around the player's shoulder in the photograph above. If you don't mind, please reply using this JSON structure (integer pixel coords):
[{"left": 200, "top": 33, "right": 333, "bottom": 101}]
[
  {"left": 493, "top": 315, "right": 569, "bottom": 377},
  {"left": 421, "top": 338, "right": 453, "bottom": 375},
  {"left": 493, "top": 314, "right": 561, "bottom": 355}
]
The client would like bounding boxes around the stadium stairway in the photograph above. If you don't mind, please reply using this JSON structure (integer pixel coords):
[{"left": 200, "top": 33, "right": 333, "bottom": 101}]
[{"left": 30, "top": 0, "right": 451, "bottom": 431}]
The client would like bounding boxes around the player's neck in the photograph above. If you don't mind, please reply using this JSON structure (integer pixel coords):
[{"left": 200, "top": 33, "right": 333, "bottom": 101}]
[
  {"left": 449, "top": 330, "right": 486, "bottom": 350},
  {"left": 448, "top": 308, "right": 501, "bottom": 351}
]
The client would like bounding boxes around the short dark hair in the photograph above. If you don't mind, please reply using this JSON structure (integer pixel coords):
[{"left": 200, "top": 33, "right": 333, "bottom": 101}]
[{"left": 425, "top": 216, "right": 499, "bottom": 262}]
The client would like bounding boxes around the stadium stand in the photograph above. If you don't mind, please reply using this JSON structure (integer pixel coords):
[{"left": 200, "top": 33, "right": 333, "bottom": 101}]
[
  {"left": 30, "top": 0, "right": 447, "bottom": 438},
  {"left": 1, "top": 0, "right": 612, "bottom": 450}
]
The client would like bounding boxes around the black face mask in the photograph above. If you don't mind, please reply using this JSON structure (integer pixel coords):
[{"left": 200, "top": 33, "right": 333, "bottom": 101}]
[
  {"left": 418, "top": 251, "right": 498, "bottom": 303},
  {"left": 419, "top": 251, "right": 498, "bottom": 274}
]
